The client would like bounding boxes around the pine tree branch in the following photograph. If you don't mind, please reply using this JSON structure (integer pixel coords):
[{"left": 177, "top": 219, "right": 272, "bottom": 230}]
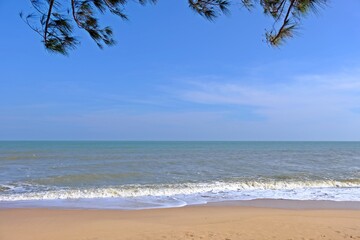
[
  {"left": 269, "top": 0, "right": 296, "bottom": 46},
  {"left": 44, "top": 0, "right": 55, "bottom": 43}
]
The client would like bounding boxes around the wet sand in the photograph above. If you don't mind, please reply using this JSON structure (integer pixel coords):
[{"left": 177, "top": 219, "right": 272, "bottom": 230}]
[{"left": 1, "top": 200, "right": 360, "bottom": 240}]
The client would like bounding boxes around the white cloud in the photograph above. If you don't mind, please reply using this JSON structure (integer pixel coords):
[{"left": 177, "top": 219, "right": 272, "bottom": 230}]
[
  {"left": 177, "top": 68, "right": 360, "bottom": 114},
  {"left": 166, "top": 68, "right": 360, "bottom": 140}
]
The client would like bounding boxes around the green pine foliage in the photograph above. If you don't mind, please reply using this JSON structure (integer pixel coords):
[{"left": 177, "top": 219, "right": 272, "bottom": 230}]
[{"left": 22, "top": 0, "right": 327, "bottom": 54}]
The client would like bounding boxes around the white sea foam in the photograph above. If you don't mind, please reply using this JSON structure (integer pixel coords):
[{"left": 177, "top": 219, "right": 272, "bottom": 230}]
[{"left": 1, "top": 180, "right": 360, "bottom": 202}]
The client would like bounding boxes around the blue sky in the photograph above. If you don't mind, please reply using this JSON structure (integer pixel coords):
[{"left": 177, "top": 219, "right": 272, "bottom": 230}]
[{"left": 1, "top": 0, "right": 360, "bottom": 140}]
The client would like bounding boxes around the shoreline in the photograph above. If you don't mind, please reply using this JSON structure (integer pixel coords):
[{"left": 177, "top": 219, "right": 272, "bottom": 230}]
[
  {"left": 208, "top": 199, "right": 360, "bottom": 210},
  {"left": 1, "top": 201, "right": 360, "bottom": 240},
  {"left": 2, "top": 198, "right": 360, "bottom": 210}
]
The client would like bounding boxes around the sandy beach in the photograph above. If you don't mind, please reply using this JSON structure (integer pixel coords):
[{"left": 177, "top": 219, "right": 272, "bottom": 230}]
[{"left": 1, "top": 200, "right": 360, "bottom": 240}]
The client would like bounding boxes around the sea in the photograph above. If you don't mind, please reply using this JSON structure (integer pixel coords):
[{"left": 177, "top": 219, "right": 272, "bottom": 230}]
[{"left": 1, "top": 141, "right": 360, "bottom": 209}]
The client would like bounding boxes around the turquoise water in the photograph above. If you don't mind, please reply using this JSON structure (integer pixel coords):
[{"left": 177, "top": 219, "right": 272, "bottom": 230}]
[{"left": 1, "top": 141, "right": 360, "bottom": 209}]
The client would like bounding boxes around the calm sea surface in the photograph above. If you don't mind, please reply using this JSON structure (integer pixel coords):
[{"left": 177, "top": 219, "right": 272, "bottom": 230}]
[{"left": 1, "top": 141, "right": 360, "bottom": 209}]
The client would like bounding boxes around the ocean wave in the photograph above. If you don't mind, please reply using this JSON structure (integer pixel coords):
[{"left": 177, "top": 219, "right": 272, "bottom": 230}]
[
  {"left": 1, "top": 179, "right": 360, "bottom": 201},
  {"left": 0, "top": 185, "right": 11, "bottom": 192},
  {"left": 31, "top": 172, "right": 143, "bottom": 185}
]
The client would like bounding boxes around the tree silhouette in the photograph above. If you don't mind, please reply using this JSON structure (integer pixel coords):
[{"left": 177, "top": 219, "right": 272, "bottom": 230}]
[{"left": 21, "top": 0, "right": 327, "bottom": 55}]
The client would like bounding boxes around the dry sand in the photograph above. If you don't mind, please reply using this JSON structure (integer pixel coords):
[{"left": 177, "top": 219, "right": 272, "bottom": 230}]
[{"left": 1, "top": 200, "right": 360, "bottom": 240}]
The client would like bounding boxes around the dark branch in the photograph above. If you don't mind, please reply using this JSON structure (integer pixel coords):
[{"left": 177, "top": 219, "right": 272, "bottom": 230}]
[
  {"left": 44, "top": 0, "right": 55, "bottom": 43},
  {"left": 268, "top": 0, "right": 296, "bottom": 46}
]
